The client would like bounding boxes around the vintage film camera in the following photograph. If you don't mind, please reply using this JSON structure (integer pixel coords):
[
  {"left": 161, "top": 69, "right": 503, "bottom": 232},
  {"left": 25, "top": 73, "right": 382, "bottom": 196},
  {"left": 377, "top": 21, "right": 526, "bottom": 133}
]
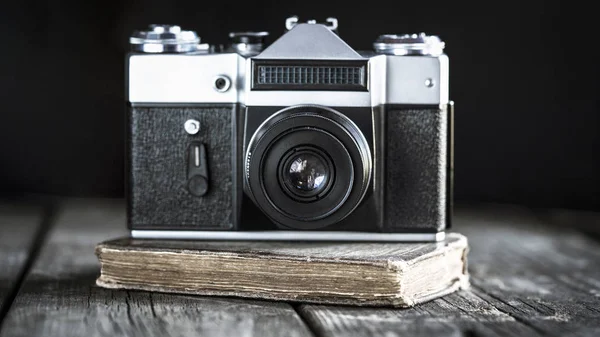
[{"left": 127, "top": 17, "right": 453, "bottom": 241}]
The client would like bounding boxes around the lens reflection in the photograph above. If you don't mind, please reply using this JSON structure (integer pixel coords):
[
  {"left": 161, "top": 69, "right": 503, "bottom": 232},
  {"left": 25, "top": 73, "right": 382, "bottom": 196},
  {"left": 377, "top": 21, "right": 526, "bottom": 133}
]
[{"left": 287, "top": 153, "right": 328, "bottom": 192}]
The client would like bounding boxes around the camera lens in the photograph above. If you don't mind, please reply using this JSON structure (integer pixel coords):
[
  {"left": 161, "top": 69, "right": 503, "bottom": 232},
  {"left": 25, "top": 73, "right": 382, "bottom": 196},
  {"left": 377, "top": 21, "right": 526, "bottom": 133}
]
[
  {"left": 286, "top": 153, "right": 328, "bottom": 192},
  {"left": 245, "top": 105, "right": 372, "bottom": 230},
  {"left": 280, "top": 148, "right": 334, "bottom": 201}
]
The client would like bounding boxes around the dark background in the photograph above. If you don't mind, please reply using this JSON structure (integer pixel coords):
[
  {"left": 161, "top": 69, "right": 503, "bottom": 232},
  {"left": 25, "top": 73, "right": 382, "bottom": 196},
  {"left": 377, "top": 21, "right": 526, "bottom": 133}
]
[{"left": 1, "top": 0, "right": 598, "bottom": 211}]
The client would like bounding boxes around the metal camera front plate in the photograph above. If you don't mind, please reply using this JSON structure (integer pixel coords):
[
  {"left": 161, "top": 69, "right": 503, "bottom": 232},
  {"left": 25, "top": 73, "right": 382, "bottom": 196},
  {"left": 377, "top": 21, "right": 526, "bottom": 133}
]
[
  {"left": 127, "top": 23, "right": 448, "bottom": 107},
  {"left": 128, "top": 54, "right": 447, "bottom": 106},
  {"left": 128, "top": 53, "right": 245, "bottom": 104},
  {"left": 131, "top": 230, "right": 445, "bottom": 242}
]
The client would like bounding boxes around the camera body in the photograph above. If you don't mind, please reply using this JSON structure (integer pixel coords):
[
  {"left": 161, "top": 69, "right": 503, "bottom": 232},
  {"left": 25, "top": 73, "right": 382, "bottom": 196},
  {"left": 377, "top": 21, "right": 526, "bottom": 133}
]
[{"left": 127, "top": 18, "right": 453, "bottom": 241}]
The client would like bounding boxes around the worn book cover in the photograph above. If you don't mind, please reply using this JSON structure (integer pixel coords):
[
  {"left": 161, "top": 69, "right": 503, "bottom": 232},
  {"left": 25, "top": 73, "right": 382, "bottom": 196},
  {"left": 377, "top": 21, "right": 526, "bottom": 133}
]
[{"left": 95, "top": 233, "right": 469, "bottom": 307}]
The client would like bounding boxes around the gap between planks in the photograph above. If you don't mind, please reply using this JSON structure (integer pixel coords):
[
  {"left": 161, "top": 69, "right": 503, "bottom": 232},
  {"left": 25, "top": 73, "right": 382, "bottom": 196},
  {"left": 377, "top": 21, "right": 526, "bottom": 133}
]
[{"left": 0, "top": 200, "right": 56, "bottom": 331}]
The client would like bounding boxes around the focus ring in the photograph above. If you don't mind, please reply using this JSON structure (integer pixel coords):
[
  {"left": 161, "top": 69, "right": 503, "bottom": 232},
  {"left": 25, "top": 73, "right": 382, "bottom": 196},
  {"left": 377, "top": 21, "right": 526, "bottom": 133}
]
[{"left": 244, "top": 105, "right": 372, "bottom": 230}]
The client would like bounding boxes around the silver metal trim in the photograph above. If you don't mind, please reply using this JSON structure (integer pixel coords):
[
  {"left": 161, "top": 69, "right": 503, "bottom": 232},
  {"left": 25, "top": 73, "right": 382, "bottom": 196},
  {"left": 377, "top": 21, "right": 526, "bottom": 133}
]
[
  {"left": 230, "top": 43, "right": 264, "bottom": 56},
  {"left": 131, "top": 230, "right": 445, "bottom": 242},
  {"left": 127, "top": 27, "right": 449, "bottom": 106},
  {"left": 128, "top": 53, "right": 242, "bottom": 103},
  {"left": 255, "top": 23, "right": 362, "bottom": 60},
  {"left": 368, "top": 54, "right": 448, "bottom": 106},
  {"left": 286, "top": 17, "right": 339, "bottom": 31},
  {"left": 244, "top": 90, "right": 371, "bottom": 107},
  {"left": 130, "top": 25, "right": 201, "bottom": 54},
  {"left": 325, "top": 18, "right": 338, "bottom": 31},
  {"left": 285, "top": 16, "right": 299, "bottom": 30},
  {"left": 373, "top": 33, "right": 445, "bottom": 56},
  {"left": 228, "top": 32, "right": 269, "bottom": 56}
]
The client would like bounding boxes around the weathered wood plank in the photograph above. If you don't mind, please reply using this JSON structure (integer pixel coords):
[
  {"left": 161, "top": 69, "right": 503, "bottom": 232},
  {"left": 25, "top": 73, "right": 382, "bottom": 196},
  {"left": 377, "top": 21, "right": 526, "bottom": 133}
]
[
  {"left": 0, "top": 202, "right": 45, "bottom": 321},
  {"left": 299, "top": 204, "right": 600, "bottom": 337},
  {"left": 300, "top": 289, "right": 541, "bottom": 337},
  {"left": 4, "top": 199, "right": 599, "bottom": 336},
  {"left": 459, "top": 204, "right": 600, "bottom": 336},
  {"left": 0, "top": 199, "right": 313, "bottom": 337}
]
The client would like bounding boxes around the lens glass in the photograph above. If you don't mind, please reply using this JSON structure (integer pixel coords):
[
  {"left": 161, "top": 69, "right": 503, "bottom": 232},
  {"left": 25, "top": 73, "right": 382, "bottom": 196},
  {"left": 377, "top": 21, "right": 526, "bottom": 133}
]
[{"left": 286, "top": 153, "right": 328, "bottom": 193}]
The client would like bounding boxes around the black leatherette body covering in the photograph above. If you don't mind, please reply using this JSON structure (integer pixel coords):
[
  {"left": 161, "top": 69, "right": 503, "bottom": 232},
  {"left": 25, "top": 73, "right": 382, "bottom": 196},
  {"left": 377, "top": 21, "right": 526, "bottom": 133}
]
[
  {"left": 382, "top": 107, "right": 448, "bottom": 232},
  {"left": 128, "top": 106, "right": 236, "bottom": 230}
]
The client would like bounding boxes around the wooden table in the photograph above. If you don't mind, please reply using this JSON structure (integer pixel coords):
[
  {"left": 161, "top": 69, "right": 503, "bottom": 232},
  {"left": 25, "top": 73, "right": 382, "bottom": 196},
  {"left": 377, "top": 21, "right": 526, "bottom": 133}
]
[{"left": 0, "top": 198, "right": 599, "bottom": 336}]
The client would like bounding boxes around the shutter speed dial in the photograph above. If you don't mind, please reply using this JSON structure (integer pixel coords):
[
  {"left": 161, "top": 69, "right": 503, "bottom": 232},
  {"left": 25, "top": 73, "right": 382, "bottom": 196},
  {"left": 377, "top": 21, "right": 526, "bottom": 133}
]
[
  {"left": 373, "top": 33, "right": 445, "bottom": 56},
  {"left": 228, "top": 31, "right": 269, "bottom": 56},
  {"left": 130, "top": 25, "right": 201, "bottom": 53}
]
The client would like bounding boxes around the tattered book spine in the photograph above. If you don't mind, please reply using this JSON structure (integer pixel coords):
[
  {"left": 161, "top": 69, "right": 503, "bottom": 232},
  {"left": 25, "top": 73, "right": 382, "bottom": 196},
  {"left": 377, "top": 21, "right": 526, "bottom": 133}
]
[{"left": 96, "top": 234, "right": 469, "bottom": 307}]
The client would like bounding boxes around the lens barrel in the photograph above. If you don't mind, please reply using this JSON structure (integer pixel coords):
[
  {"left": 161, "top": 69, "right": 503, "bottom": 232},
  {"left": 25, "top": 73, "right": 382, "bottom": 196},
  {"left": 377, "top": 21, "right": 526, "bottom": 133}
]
[{"left": 245, "top": 105, "right": 372, "bottom": 230}]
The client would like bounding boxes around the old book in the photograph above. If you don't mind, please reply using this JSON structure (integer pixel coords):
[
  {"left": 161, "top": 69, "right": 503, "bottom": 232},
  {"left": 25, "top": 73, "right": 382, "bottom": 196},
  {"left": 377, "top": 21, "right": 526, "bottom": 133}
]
[{"left": 95, "top": 233, "right": 469, "bottom": 307}]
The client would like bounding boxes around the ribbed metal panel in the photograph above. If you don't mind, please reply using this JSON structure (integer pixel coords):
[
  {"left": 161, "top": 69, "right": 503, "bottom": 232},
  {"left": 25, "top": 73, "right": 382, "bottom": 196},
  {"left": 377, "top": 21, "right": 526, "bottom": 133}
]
[{"left": 257, "top": 65, "right": 364, "bottom": 85}]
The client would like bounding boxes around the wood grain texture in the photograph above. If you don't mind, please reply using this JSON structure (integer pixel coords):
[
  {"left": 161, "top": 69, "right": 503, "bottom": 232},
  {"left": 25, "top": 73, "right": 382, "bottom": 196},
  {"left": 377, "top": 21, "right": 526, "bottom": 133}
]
[
  {"left": 0, "top": 198, "right": 313, "bottom": 337},
  {"left": 2, "top": 199, "right": 600, "bottom": 337},
  {"left": 459, "top": 204, "right": 600, "bottom": 336},
  {"left": 299, "top": 290, "right": 540, "bottom": 337},
  {"left": 0, "top": 203, "right": 44, "bottom": 318},
  {"left": 300, "top": 204, "right": 600, "bottom": 337}
]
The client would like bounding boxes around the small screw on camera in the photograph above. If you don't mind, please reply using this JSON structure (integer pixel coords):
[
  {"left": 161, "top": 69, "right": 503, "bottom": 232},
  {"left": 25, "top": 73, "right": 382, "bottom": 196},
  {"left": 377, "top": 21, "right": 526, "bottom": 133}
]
[{"left": 184, "top": 119, "right": 200, "bottom": 135}]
